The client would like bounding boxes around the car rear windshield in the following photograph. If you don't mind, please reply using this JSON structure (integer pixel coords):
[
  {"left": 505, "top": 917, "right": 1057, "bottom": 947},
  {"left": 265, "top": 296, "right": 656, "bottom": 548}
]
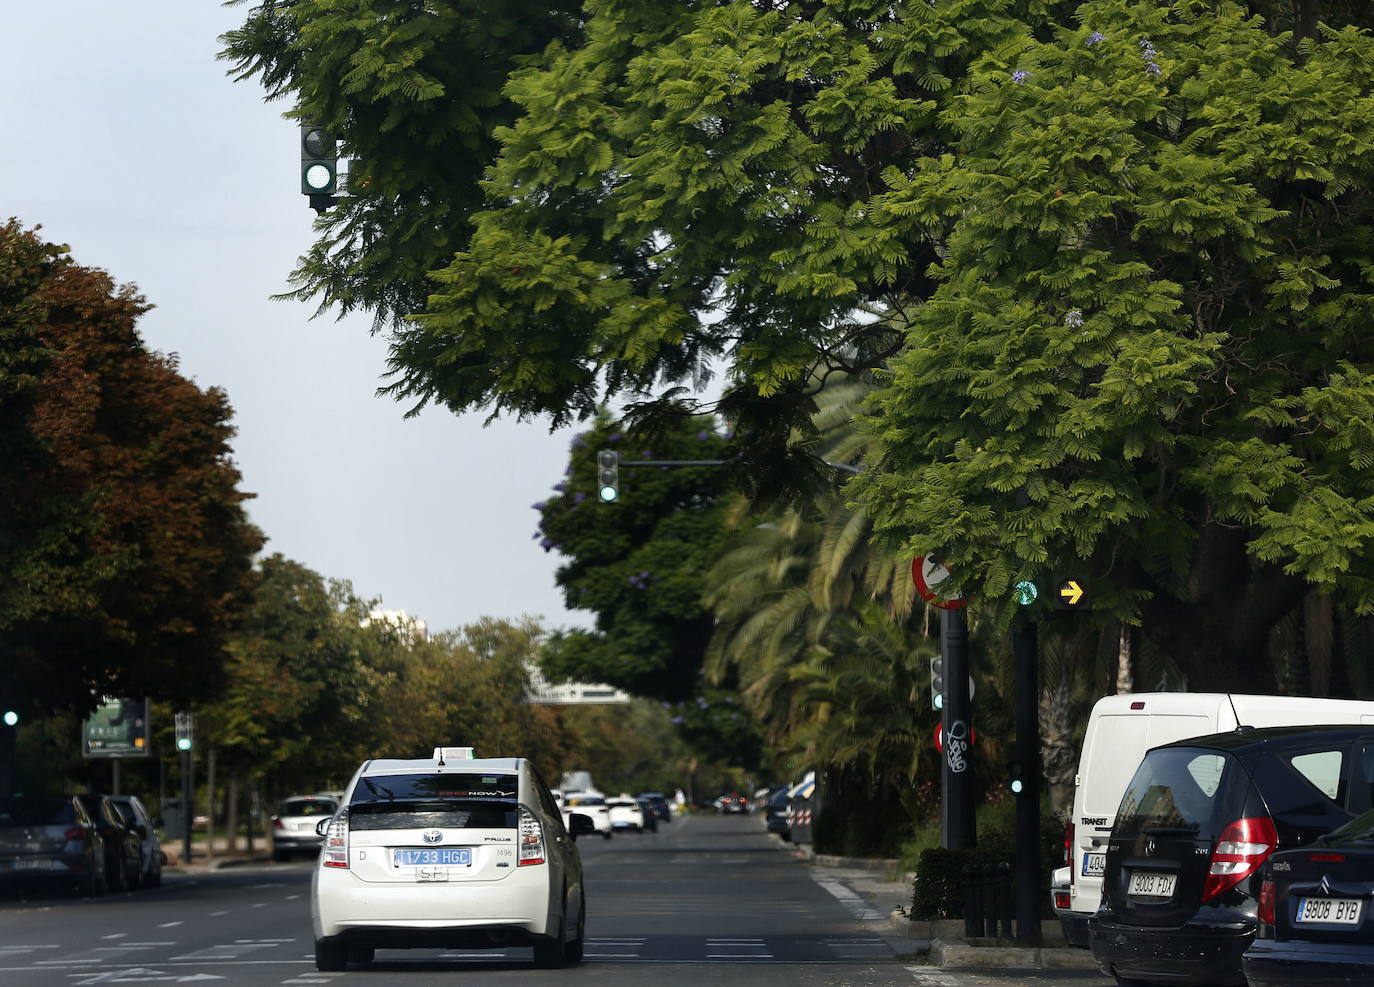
[
  {"left": 280, "top": 799, "right": 336, "bottom": 817},
  {"left": 0, "top": 798, "right": 74, "bottom": 826},
  {"left": 348, "top": 773, "right": 517, "bottom": 830},
  {"left": 351, "top": 773, "right": 517, "bottom": 804},
  {"left": 1113, "top": 747, "right": 1247, "bottom": 841}
]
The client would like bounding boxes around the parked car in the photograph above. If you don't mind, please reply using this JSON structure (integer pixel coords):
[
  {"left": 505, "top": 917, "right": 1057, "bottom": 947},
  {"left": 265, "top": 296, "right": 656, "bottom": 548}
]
[
  {"left": 562, "top": 794, "right": 612, "bottom": 839},
  {"left": 1064, "top": 693, "right": 1374, "bottom": 949},
  {"left": 273, "top": 794, "right": 338, "bottom": 861},
  {"left": 715, "top": 792, "right": 748, "bottom": 814},
  {"left": 311, "top": 746, "right": 591, "bottom": 970},
  {"left": 0, "top": 794, "right": 107, "bottom": 896},
  {"left": 637, "top": 792, "right": 672, "bottom": 823},
  {"left": 606, "top": 796, "right": 646, "bottom": 832},
  {"left": 1243, "top": 807, "right": 1374, "bottom": 987},
  {"left": 764, "top": 787, "right": 791, "bottom": 840},
  {"left": 108, "top": 795, "right": 162, "bottom": 888},
  {"left": 1090, "top": 725, "right": 1374, "bottom": 986},
  {"left": 74, "top": 793, "right": 141, "bottom": 892}
]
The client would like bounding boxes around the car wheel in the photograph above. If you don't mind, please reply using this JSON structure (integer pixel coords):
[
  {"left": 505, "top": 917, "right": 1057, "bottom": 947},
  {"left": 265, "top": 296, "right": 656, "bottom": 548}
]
[
  {"left": 347, "top": 945, "right": 374, "bottom": 965},
  {"left": 107, "top": 856, "right": 125, "bottom": 893},
  {"left": 315, "top": 939, "right": 347, "bottom": 971},
  {"left": 602, "top": 829, "right": 612, "bottom": 840},
  {"left": 147, "top": 866, "right": 161, "bottom": 888},
  {"left": 127, "top": 863, "right": 143, "bottom": 891},
  {"left": 273, "top": 848, "right": 289, "bottom": 863},
  {"left": 533, "top": 921, "right": 566, "bottom": 969},
  {"left": 565, "top": 890, "right": 586, "bottom": 965}
]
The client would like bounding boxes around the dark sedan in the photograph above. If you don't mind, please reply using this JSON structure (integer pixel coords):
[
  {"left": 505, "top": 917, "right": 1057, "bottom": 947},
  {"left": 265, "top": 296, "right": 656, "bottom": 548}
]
[
  {"left": 0, "top": 795, "right": 107, "bottom": 896},
  {"left": 1244, "top": 808, "right": 1374, "bottom": 987},
  {"left": 74, "top": 793, "right": 142, "bottom": 891}
]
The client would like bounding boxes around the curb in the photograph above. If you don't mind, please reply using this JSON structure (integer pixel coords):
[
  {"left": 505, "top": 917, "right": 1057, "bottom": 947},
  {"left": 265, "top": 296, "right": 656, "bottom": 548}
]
[{"left": 929, "top": 936, "right": 1099, "bottom": 970}]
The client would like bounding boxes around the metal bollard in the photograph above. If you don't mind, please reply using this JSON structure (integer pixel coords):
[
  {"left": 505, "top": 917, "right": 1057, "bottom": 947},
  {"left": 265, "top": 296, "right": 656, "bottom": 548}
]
[{"left": 961, "top": 863, "right": 984, "bottom": 939}]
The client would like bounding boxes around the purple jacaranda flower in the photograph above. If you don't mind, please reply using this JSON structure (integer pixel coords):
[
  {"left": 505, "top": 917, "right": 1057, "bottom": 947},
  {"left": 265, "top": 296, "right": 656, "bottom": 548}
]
[
  {"left": 1012, "top": 69, "right": 1029, "bottom": 84},
  {"left": 539, "top": 537, "right": 553, "bottom": 551},
  {"left": 1087, "top": 31, "right": 1106, "bottom": 45},
  {"left": 697, "top": 431, "right": 709, "bottom": 440},
  {"left": 532, "top": 501, "right": 546, "bottom": 511},
  {"left": 1064, "top": 309, "right": 1084, "bottom": 328},
  {"left": 661, "top": 702, "right": 672, "bottom": 709},
  {"left": 608, "top": 432, "right": 622, "bottom": 443},
  {"left": 571, "top": 434, "right": 587, "bottom": 449},
  {"left": 723, "top": 430, "right": 734, "bottom": 440},
  {"left": 670, "top": 716, "right": 685, "bottom": 725},
  {"left": 553, "top": 482, "right": 566, "bottom": 492},
  {"left": 639, "top": 571, "right": 649, "bottom": 579},
  {"left": 574, "top": 492, "right": 587, "bottom": 504}
]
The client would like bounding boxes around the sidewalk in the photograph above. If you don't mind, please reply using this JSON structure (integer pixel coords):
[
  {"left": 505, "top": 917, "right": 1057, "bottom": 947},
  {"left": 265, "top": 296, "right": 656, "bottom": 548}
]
[
  {"left": 161, "top": 833, "right": 274, "bottom": 872},
  {"left": 796, "top": 841, "right": 1099, "bottom": 971}
]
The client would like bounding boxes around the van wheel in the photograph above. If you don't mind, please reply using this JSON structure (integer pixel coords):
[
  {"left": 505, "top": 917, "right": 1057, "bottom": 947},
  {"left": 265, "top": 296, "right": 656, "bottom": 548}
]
[{"left": 315, "top": 939, "right": 347, "bottom": 971}]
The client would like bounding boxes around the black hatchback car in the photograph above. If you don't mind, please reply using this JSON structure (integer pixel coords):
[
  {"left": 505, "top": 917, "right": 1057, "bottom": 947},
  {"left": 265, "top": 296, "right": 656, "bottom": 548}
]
[
  {"left": 1243, "top": 802, "right": 1374, "bottom": 987},
  {"left": 1090, "top": 725, "right": 1374, "bottom": 986}
]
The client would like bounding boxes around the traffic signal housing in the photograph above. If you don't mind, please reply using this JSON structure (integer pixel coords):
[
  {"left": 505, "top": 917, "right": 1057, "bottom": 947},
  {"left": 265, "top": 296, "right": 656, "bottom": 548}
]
[
  {"left": 1007, "top": 759, "right": 1026, "bottom": 795},
  {"left": 174, "top": 711, "right": 194, "bottom": 753},
  {"left": 301, "top": 123, "right": 339, "bottom": 212},
  {"left": 597, "top": 449, "right": 620, "bottom": 502},
  {"left": 929, "top": 655, "right": 944, "bottom": 711}
]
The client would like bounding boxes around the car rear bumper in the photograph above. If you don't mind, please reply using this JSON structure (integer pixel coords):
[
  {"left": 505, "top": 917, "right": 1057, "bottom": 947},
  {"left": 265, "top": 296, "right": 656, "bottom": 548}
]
[
  {"left": 273, "top": 834, "right": 323, "bottom": 850},
  {"left": 312, "top": 870, "right": 552, "bottom": 940},
  {"left": 1243, "top": 938, "right": 1374, "bottom": 987},
  {"left": 1090, "top": 916, "right": 1251, "bottom": 984},
  {"left": 1058, "top": 910, "right": 1091, "bottom": 948}
]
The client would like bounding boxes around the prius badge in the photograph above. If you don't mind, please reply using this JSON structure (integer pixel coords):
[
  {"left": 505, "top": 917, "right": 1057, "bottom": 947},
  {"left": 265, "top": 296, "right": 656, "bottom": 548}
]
[{"left": 422, "top": 830, "right": 443, "bottom": 844}]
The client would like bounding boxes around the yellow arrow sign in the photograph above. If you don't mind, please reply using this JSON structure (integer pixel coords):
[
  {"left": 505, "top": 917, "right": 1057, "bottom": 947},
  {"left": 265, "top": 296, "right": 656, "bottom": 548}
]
[{"left": 1059, "top": 580, "right": 1084, "bottom": 606}]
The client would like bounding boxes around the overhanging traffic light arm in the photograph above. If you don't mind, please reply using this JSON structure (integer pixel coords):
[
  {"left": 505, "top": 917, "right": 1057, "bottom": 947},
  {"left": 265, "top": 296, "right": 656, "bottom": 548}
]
[{"left": 618, "top": 459, "right": 861, "bottom": 474}]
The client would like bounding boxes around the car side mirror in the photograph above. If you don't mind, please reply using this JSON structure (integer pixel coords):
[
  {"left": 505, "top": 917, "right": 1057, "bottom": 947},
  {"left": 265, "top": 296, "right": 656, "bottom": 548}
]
[
  {"left": 568, "top": 812, "right": 596, "bottom": 837},
  {"left": 315, "top": 818, "right": 331, "bottom": 837}
]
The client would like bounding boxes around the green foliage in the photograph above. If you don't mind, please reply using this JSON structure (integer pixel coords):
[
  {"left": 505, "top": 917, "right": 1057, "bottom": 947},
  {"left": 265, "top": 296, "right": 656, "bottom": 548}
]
[
  {"left": 853, "top": 1, "right": 1374, "bottom": 687},
  {"left": 534, "top": 413, "right": 733, "bottom": 701}
]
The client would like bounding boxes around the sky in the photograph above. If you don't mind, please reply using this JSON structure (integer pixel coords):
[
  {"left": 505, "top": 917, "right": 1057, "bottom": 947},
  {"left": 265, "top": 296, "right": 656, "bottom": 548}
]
[{"left": 2, "top": 2, "right": 595, "bottom": 636}]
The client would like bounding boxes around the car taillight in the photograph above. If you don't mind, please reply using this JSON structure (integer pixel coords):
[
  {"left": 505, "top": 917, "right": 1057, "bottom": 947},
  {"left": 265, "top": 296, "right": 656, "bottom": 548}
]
[
  {"left": 1202, "top": 816, "right": 1277, "bottom": 902},
  {"left": 321, "top": 810, "right": 349, "bottom": 869},
  {"left": 518, "top": 806, "right": 545, "bottom": 867},
  {"left": 1257, "top": 878, "right": 1276, "bottom": 925},
  {"left": 272, "top": 817, "right": 284, "bottom": 830},
  {"left": 1053, "top": 890, "right": 1071, "bottom": 909},
  {"left": 64, "top": 827, "right": 86, "bottom": 842}
]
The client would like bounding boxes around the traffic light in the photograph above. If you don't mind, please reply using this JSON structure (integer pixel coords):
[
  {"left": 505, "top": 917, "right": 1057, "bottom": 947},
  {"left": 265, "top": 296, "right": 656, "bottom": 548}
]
[
  {"left": 1013, "top": 580, "right": 1038, "bottom": 606},
  {"left": 174, "top": 711, "right": 194, "bottom": 753},
  {"left": 301, "top": 123, "right": 339, "bottom": 212},
  {"left": 1, "top": 710, "right": 16, "bottom": 728},
  {"left": 1008, "top": 759, "right": 1026, "bottom": 795},
  {"left": 597, "top": 449, "right": 620, "bottom": 502},
  {"left": 929, "top": 655, "right": 944, "bottom": 711}
]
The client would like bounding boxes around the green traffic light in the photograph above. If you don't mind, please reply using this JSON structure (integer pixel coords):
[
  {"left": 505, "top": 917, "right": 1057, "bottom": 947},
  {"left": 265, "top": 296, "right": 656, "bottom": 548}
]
[
  {"left": 2, "top": 711, "right": 17, "bottom": 727},
  {"left": 176, "top": 737, "right": 192, "bottom": 752},
  {"left": 599, "top": 485, "right": 618, "bottom": 502},
  {"left": 1010, "top": 779, "right": 1023, "bottom": 794},
  {"left": 1014, "top": 580, "right": 1038, "bottom": 605}
]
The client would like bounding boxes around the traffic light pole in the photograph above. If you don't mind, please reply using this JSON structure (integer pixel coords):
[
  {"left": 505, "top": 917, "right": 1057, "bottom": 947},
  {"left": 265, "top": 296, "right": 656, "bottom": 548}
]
[
  {"left": 181, "top": 748, "right": 192, "bottom": 864},
  {"left": 940, "top": 607, "right": 975, "bottom": 849},
  {"left": 1012, "top": 619, "right": 1042, "bottom": 945}
]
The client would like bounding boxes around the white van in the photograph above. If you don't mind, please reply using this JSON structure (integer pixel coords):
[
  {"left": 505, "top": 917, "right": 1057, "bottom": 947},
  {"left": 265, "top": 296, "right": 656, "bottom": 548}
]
[{"left": 1059, "top": 692, "right": 1374, "bottom": 946}]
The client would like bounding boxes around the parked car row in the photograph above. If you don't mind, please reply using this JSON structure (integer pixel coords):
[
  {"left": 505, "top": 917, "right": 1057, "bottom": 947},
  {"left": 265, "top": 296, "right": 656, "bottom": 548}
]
[
  {"left": 1051, "top": 692, "right": 1374, "bottom": 987},
  {"left": 0, "top": 793, "right": 163, "bottom": 896}
]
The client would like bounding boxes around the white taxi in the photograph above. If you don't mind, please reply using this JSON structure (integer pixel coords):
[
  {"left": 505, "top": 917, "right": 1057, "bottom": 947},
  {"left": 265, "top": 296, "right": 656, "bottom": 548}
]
[
  {"left": 310, "top": 748, "right": 594, "bottom": 970},
  {"left": 561, "top": 793, "right": 613, "bottom": 839}
]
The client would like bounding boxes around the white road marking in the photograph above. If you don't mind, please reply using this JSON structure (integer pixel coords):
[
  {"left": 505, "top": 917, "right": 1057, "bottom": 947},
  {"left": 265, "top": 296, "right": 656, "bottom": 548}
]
[
  {"left": 283, "top": 895, "right": 300, "bottom": 900},
  {"left": 905, "top": 968, "right": 961, "bottom": 986},
  {"left": 157, "top": 922, "right": 183, "bottom": 929},
  {"left": 208, "top": 911, "right": 228, "bottom": 917},
  {"left": 100, "top": 934, "right": 128, "bottom": 940},
  {"left": 814, "top": 878, "right": 888, "bottom": 920}
]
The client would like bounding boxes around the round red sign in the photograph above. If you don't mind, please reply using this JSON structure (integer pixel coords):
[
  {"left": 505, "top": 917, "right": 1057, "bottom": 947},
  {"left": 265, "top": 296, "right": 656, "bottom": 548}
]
[{"left": 912, "top": 555, "right": 967, "bottom": 610}]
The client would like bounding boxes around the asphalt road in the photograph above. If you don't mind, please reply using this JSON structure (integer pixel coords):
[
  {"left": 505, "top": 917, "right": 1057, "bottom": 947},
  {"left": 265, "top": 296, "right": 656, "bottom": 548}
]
[{"left": 0, "top": 813, "right": 1113, "bottom": 986}]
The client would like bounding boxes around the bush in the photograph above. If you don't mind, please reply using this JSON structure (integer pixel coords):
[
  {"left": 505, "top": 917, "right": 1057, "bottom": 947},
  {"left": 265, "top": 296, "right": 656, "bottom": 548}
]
[{"left": 909, "top": 806, "right": 1064, "bottom": 920}]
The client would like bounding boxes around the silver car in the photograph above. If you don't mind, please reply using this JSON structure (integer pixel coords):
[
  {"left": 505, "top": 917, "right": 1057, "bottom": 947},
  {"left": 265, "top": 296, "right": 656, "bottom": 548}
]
[
  {"left": 109, "top": 795, "right": 163, "bottom": 888},
  {"left": 0, "top": 795, "right": 107, "bottom": 896},
  {"left": 273, "top": 795, "right": 338, "bottom": 861}
]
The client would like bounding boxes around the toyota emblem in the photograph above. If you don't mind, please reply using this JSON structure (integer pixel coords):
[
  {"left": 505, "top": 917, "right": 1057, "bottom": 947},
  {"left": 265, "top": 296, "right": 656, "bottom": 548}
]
[{"left": 422, "top": 830, "right": 443, "bottom": 844}]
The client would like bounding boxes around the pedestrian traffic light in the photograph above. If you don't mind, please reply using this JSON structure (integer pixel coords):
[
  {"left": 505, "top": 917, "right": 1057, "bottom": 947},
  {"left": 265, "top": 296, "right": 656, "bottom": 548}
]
[
  {"left": 597, "top": 449, "right": 620, "bottom": 503},
  {"left": 930, "top": 655, "right": 945, "bottom": 711},
  {"left": 1008, "top": 760, "right": 1026, "bottom": 795},
  {"left": 2, "top": 710, "right": 17, "bottom": 727}
]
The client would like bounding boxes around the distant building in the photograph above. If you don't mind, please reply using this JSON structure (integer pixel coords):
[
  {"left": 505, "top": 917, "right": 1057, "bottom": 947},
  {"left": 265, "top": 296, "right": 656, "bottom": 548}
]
[
  {"left": 363, "top": 609, "right": 430, "bottom": 642},
  {"left": 525, "top": 663, "right": 631, "bottom": 704}
]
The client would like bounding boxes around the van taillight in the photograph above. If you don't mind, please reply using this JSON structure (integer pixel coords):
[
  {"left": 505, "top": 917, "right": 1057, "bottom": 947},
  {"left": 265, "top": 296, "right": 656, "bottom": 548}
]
[
  {"left": 321, "top": 810, "right": 349, "bottom": 869},
  {"left": 272, "top": 817, "right": 284, "bottom": 830},
  {"left": 518, "top": 806, "right": 545, "bottom": 867},
  {"left": 1257, "top": 878, "right": 1276, "bottom": 925},
  {"left": 64, "top": 827, "right": 86, "bottom": 842},
  {"left": 1202, "top": 816, "right": 1277, "bottom": 902}
]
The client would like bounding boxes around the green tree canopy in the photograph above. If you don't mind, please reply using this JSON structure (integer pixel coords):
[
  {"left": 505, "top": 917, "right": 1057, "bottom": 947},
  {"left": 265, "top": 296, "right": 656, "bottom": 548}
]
[{"left": 853, "top": 0, "right": 1374, "bottom": 688}]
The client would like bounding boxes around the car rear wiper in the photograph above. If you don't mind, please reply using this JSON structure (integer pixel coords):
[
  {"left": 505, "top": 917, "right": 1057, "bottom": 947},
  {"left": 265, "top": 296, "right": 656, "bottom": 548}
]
[{"left": 361, "top": 778, "right": 396, "bottom": 801}]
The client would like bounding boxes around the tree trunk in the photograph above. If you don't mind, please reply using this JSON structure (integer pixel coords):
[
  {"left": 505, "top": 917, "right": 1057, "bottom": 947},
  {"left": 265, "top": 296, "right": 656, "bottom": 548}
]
[
  {"left": 205, "top": 746, "right": 216, "bottom": 859},
  {"left": 226, "top": 773, "right": 240, "bottom": 855},
  {"left": 1039, "top": 665, "right": 1076, "bottom": 818},
  {"left": 1304, "top": 593, "right": 1334, "bottom": 697},
  {"left": 1115, "top": 624, "right": 1134, "bottom": 695}
]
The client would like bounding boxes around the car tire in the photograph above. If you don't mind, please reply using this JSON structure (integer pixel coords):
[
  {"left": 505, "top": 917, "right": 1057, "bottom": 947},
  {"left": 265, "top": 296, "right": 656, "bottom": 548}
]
[
  {"left": 127, "top": 862, "right": 143, "bottom": 891},
  {"left": 273, "top": 849, "right": 289, "bottom": 863},
  {"left": 566, "top": 894, "right": 586, "bottom": 965},
  {"left": 601, "top": 829, "right": 612, "bottom": 840},
  {"left": 347, "top": 945, "right": 374, "bottom": 965},
  {"left": 314, "top": 939, "right": 347, "bottom": 971},
  {"left": 533, "top": 906, "right": 567, "bottom": 969},
  {"left": 107, "top": 856, "right": 125, "bottom": 893}
]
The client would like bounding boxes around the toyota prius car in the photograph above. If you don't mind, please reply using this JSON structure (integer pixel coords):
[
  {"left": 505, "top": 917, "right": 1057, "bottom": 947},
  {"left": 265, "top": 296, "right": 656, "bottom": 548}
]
[{"left": 310, "top": 748, "right": 594, "bottom": 970}]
